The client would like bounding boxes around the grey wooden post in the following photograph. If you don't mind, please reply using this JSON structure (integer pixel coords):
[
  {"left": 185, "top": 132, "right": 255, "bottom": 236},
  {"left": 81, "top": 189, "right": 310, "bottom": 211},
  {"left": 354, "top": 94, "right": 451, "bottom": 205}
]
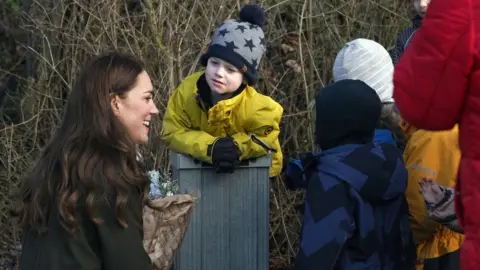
[{"left": 171, "top": 151, "right": 271, "bottom": 270}]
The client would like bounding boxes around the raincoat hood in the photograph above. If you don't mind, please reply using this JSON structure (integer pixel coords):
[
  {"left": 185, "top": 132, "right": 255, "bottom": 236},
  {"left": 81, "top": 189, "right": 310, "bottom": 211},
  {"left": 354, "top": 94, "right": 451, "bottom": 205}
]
[{"left": 315, "top": 79, "right": 381, "bottom": 150}]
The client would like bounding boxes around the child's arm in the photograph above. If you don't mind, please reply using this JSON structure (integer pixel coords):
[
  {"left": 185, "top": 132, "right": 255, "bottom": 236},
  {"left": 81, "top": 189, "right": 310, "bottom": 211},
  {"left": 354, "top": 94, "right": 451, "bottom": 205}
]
[
  {"left": 295, "top": 175, "right": 355, "bottom": 269},
  {"left": 231, "top": 100, "right": 283, "bottom": 160},
  {"left": 393, "top": 0, "right": 473, "bottom": 130},
  {"left": 403, "top": 129, "right": 461, "bottom": 244},
  {"left": 284, "top": 153, "right": 317, "bottom": 190},
  {"left": 419, "top": 178, "right": 463, "bottom": 233},
  {"left": 162, "top": 85, "right": 218, "bottom": 164}
]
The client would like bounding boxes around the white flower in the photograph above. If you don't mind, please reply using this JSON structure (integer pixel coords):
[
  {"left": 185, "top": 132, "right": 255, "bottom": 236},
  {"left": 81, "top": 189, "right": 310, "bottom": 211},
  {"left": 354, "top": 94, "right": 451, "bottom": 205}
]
[
  {"left": 148, "top": 170, "right": 160, "bottom": 185},
  {"left": 147, "top": 169, "right": 179, "bottom": 199}
]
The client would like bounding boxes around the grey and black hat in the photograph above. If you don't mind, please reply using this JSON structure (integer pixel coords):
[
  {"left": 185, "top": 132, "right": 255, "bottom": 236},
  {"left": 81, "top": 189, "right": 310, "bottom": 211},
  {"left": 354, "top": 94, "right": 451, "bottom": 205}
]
[{"left": 200, "top": 4, "right": 266, "bottom": 85}]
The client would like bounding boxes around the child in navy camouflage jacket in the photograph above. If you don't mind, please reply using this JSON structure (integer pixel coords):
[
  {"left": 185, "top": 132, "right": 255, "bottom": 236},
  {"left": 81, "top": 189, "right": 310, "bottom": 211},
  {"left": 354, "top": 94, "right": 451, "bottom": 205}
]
[{"left": 285, "top": 80, "right": 416, "bottom": 270}]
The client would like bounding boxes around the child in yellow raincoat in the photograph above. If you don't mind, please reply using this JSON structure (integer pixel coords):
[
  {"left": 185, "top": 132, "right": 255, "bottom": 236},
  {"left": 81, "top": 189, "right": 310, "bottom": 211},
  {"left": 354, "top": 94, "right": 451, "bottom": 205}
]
[
  {"left": 400, "top": 121, "right": 464, "bottom": 270},
  {"left": 161, "top": 4, "right": 283, "bottom": 177}
]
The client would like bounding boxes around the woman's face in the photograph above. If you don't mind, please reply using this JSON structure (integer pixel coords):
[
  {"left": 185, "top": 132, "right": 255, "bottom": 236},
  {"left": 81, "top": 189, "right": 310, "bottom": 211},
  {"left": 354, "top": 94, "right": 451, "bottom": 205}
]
[{"left": 112, "top": 70, "right": 159, "bottom": 145}]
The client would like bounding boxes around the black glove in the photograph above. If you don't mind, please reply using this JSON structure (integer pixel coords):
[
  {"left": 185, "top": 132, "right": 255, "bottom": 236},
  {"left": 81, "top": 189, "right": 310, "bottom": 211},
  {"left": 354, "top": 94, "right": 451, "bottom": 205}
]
[
  {"left": 214, "top": 160, "right": 236, "bottom": 173},
  {"left": 212, "top": 137, "right": 241, "bottom": 173}
]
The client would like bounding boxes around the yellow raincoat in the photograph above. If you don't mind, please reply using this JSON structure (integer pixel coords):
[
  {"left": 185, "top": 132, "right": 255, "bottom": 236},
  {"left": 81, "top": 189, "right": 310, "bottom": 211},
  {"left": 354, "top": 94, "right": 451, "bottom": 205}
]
[
  {"left": 162, "top": 71, "right": 283, "bottom": 177},
  {"left": 400, "top": 120, "right": 464, "bottom": 269}
]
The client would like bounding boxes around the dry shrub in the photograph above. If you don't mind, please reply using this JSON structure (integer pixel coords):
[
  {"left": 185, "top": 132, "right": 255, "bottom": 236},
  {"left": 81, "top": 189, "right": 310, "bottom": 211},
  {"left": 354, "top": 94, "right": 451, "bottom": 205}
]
[{"left": 0, "top": 0, "right": 411, "bottom": 268}]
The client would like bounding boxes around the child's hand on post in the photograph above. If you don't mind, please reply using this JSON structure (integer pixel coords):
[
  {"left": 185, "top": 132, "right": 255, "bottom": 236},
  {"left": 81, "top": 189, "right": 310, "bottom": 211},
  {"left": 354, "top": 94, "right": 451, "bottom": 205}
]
[{"left": 212, "top": 137, "right": 241, "bottom": 173}]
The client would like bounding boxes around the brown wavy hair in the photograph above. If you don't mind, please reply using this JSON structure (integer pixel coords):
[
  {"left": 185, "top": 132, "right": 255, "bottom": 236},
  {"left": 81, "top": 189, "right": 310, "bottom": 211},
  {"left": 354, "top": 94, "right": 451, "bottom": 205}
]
[{"left": 13, "top": 52, "right": 149, "bottom": 235}]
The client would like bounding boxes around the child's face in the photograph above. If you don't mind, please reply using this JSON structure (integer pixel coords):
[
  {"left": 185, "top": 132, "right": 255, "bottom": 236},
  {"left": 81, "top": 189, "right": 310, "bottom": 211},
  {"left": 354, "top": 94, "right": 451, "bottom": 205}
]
[
  {"left": 413, "top": 0, "right": 431, "bottom": 17},
  {"left": 205, "top": 57, "right": 243, "bottom": 95}
]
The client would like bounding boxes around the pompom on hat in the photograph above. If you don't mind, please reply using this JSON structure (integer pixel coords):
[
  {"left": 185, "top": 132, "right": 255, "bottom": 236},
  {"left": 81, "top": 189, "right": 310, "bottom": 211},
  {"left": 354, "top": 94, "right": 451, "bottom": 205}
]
[{"left": 200, "top": 4, "right": 266, "bottom": 85}]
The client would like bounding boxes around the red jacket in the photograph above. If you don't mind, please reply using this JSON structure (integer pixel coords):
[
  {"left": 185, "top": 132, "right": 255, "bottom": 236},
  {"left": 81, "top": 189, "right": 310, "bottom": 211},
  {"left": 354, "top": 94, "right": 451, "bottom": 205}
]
[{"left": 393, "top": 0, "right": 479, "bottom": 268}]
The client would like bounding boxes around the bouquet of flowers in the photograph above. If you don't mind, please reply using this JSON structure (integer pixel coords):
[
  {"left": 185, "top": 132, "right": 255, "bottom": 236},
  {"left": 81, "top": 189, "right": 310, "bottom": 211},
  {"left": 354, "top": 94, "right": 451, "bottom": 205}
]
[
  {"left": 148, "top": 170, "right": 179, "bottom": 199},
  {"left": 143, "top": 170, "right": 195, "bottom": 270}
]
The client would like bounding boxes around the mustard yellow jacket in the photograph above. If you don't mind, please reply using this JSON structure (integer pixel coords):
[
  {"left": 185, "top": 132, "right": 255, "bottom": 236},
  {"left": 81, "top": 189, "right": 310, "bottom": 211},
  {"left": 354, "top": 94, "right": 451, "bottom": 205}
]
[
  {"left": 400, "top": 121, "right": 464, "bottom": 267},
  {"left": 161, "top": 71, "right": 284, "bottom": 177}
]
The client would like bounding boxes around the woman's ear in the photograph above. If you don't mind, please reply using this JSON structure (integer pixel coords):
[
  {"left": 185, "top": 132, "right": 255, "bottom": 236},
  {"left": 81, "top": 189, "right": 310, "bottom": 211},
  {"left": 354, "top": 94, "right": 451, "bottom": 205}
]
[{"left": 111, "top": 94, "right": 121, "bottom": 117}]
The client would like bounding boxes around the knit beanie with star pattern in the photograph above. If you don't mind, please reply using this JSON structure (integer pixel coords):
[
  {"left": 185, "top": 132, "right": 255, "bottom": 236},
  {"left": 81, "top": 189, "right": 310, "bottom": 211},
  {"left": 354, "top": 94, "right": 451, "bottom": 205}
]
[{"left": 200, "top": 4, "right": 266, "bottom": 85}]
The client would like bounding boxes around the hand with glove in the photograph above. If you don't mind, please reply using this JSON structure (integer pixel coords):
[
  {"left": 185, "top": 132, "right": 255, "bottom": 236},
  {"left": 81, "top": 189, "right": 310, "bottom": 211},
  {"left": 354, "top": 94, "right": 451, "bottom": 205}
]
[{"left": 211, "top": 137, "right": 242, "bottom": 173}]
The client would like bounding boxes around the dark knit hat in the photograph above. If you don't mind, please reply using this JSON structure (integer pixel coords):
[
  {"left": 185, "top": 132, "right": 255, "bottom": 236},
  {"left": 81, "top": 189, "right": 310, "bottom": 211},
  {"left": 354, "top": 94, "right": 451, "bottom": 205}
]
[
  {"left": 200, "top": 4, "right": 266, "bottom": 85},
  {"left": 315, "top": 79, "right": 382, "bottom": 150}
]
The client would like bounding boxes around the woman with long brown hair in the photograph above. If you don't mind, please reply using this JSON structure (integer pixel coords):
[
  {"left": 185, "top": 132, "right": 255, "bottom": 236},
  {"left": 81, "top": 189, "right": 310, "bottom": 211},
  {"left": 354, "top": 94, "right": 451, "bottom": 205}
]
[{"left": 14, "top": 52, "right": 159, "bottom": 269}]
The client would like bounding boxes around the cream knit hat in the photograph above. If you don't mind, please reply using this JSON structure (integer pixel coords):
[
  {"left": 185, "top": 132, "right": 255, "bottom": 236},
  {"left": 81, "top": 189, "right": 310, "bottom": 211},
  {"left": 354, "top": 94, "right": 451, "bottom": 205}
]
[{"left": 333, "top": 38, "right": 394, "bottom": 103}]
